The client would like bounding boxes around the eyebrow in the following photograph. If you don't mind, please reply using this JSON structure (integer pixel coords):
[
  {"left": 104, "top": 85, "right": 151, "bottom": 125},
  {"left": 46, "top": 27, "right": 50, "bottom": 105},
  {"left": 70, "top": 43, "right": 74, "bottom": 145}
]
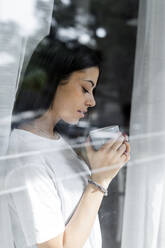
[{"left": 84, "top": 80, "right": 95, "bottom": 88}]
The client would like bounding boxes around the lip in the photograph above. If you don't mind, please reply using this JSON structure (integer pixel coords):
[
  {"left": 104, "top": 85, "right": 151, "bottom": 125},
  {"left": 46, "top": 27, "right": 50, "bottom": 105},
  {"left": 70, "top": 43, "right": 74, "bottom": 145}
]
[
  {"left": 77, "top": 110, "right": 85, "bottom": 117},
  {"left": 78, "top": 109, "right": 87, "bottom": 113}
]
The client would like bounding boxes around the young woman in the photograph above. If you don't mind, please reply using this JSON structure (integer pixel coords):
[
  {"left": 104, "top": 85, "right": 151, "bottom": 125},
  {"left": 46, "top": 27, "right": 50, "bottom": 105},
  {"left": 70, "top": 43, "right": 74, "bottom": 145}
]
[{"left": 6, "top": 43, "right": 130, "bottom": 248}]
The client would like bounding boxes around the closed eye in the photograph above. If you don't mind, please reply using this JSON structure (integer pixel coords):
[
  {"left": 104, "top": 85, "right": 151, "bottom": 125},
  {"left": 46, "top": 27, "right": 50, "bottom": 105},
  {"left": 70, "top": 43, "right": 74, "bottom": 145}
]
[{"left": 82, "top": 87, "right": 89, "bottom": 94}]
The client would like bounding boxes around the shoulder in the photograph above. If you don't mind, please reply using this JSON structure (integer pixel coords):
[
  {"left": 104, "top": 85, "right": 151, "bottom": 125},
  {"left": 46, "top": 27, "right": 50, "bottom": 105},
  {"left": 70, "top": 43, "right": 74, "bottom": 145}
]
[
  {"left": 5, "top": 162, "right": 53, "bottom": 192},
  {"left": 7, "top": 128, "right": 46, "bottom": 174},
  {"left": 8, "top": 128, "right": 33, "bottom": 153}
]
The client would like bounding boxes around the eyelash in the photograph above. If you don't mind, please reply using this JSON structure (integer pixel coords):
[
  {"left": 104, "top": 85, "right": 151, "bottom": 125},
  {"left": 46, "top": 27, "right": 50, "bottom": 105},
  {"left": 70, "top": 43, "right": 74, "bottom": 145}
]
[{"left": 82, "top": 87, "right": 89, "bottom": 94}]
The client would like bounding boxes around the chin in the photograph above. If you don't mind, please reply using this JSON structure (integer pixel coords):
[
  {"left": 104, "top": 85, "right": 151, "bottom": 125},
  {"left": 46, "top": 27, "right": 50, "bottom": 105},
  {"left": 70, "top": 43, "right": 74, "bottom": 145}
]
[{"left": 62, "top": 117, "right": 79, "bottom": 125}]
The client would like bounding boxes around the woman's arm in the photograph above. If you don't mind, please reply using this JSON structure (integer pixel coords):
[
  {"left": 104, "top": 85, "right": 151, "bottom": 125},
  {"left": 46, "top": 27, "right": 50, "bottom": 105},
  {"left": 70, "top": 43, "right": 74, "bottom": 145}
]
[
  {"left": 63, "top": 182, "right": 106, "bottom": 248},
  {"left": 37, "top": 182, "right": 106, "bottom": 248}
]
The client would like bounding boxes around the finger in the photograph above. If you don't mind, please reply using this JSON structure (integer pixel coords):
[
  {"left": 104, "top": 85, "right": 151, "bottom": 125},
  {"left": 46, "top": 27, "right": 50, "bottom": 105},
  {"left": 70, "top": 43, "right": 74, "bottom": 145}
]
[
  {"left": 124, "top": 141, "right": 130, "bottom": 152},
  {"left": 123, "top": 133, "right": 129, "bottom": 142},
  {"left": 117, "top": 143, "right": 127, "bottom": 157},
  {"left": 123, "top": 142, "right": 130, "bottom": 156},
  {"left": 121, "top": 153, "right": 127, "bottom": 163},
  {"left": 99, "top": 137, "right": 118, "bottom": 151},
  {"left": 110, "top": 135, "right": 125, "bottom": 152},
  {"left": 122, "top": 152, "right": 130, "bottom": 164}
]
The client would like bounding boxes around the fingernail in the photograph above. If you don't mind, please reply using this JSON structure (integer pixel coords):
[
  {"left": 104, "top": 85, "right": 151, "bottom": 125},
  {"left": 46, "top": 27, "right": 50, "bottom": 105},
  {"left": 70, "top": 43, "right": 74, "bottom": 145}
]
[{"left": 123, "top": 133, "right": 128, "bottom": 141}]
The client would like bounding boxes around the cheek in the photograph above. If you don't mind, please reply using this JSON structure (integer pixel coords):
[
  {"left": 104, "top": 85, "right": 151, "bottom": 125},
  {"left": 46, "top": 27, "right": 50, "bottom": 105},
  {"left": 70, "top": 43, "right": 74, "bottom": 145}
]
[
  {"left": 59, "top": 87, "right": 85, "bottom": 124},
  {"left": 58, "top": 91, "right": 76, "bottom": 114},
  {"left": 65, "top": 87, "right": 82, "bottom": 104}
]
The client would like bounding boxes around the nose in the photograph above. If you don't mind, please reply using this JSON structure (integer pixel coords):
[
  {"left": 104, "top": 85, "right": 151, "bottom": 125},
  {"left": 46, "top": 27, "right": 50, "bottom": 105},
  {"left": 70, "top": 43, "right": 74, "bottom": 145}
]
[{"left": 86, "top": 94, "right": 96, "bottom": 108}]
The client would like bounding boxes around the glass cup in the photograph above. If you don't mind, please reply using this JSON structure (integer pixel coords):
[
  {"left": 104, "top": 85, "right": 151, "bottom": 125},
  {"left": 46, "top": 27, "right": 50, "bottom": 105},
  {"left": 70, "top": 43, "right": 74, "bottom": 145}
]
[{"left": 89, "top": 125, "right": 120, "bottom": 151}]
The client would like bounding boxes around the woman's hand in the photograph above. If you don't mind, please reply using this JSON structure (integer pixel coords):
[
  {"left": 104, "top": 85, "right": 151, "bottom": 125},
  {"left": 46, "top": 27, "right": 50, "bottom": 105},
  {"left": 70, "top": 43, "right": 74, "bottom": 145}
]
[{"left": 85, "top": 134, "right": 130, "bottom": 188}]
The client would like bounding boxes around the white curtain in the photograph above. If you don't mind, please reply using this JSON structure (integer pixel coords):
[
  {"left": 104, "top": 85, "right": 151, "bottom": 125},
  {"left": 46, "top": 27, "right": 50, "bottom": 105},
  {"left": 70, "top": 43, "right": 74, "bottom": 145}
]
[
  {"left": 0, "top": 0, "right": 54, "bottom": 247},
  {"left": 122, "top": 0, "right": 165, "bottom": 247}
]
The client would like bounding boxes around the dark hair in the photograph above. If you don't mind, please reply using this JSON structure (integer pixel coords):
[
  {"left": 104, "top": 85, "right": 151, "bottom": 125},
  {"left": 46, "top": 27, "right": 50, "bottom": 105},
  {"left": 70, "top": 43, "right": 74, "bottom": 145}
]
[{"left": 13, "top": 41, "right": 102, "bottom": 126}]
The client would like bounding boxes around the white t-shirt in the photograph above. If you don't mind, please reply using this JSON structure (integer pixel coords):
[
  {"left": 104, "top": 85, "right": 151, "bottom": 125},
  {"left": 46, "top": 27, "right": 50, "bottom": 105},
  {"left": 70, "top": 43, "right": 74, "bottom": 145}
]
[{"left": 5, "top": 129, "right": 102, "bottom": 248}]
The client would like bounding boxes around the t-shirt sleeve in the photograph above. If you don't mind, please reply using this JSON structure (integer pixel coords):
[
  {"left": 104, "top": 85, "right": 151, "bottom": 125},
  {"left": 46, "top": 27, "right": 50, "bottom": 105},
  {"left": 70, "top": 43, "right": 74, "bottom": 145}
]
[{"left": 6, "top": 164, "right": 65, "bottom": 245}]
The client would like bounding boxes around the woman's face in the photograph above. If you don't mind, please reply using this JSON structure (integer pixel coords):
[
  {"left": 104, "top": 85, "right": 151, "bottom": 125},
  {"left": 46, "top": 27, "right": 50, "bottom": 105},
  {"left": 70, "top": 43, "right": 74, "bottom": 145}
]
[{"left": 52, "top": 66, "right": 99, "bottom": 124}]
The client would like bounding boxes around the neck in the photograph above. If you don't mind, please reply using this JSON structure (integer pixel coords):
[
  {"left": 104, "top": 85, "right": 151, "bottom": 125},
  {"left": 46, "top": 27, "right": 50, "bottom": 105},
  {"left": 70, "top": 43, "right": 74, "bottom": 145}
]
[
  {"left": 34, "top": 110, "right": 56, "bottom": 136},
  {"left": 19, "top": 109, "right": 61, "bottom": 139}
]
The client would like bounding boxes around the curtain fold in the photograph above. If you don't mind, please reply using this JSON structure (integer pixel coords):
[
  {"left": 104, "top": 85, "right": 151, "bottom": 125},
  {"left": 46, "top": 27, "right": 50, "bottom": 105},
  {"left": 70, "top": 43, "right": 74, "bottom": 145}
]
[
  {"left": 121, "top": 0, "right": 165, "bottom": 247},
  {"left": 0, "top": 1, "right": 54, "bottom": 247}
]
